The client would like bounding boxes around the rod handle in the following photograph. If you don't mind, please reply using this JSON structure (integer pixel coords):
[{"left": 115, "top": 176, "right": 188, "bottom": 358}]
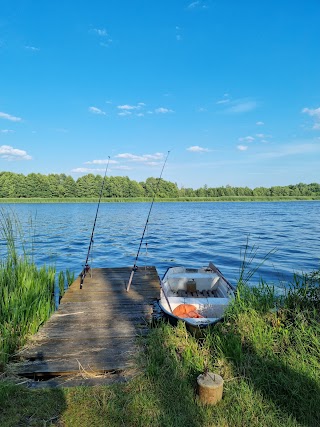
[{"left": 126, "top": 270, "right": 135, "bottom": 292}]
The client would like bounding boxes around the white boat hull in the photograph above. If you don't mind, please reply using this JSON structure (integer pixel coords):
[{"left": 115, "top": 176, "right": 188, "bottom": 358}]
[{"left": 158, "top": 263, "right": 235, "bottom": 328}]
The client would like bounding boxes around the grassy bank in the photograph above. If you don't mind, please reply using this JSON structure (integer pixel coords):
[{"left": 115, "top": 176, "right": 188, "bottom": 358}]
[
  {"left": 0, "top": 267, "right": 319, "bottom": 426},
  {"left": 0, "top": 195, "right": 319, "bottom": 203}
]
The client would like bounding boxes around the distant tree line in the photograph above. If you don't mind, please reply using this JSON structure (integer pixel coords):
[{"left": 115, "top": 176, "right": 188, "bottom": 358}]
[{"left": 0, "top": 171, "right": 320, "bottom": 199}]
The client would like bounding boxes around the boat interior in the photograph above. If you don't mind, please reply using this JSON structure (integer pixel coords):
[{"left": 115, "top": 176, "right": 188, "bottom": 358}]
[{"left": 160, "top": 267, "right": 234, "bottom": 325}]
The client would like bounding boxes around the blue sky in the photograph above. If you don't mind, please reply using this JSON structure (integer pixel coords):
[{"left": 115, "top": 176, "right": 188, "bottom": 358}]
[{"left": 1, "top": 0, "right": 319, "bottom": 189}]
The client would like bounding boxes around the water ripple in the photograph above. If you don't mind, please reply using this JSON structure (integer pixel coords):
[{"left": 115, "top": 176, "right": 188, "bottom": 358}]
[{"left": 1, "top": 201, "right": 319, "bottom": 286}]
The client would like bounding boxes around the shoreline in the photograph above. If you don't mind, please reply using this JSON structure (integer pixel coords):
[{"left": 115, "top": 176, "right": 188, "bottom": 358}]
[{"left": 0, "top": 196, "right": 319, "bottom": 204}]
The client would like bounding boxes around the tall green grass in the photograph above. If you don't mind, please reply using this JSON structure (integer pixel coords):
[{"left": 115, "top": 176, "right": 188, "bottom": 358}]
[
  {"left": 0, "top": 210, "right": 73, "bottom": 369},
  {"left": 133, "top": 273, "right": 319, "bottom": 426}
]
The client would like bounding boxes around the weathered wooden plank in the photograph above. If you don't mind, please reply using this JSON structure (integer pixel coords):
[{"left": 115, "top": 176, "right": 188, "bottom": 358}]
[
  {"left": 18, "top": 354, "right": 135, "bottom": 376},
  {"left": 24, "top": 324, "right": 148, "bottom": 341},
  {"left": 61, "top": 294, "right": 157, "bottom": 303},
  {"left": 17, "top": 266, "right": 160, "bottom": 379},
  {"left": 75, "top": 286, "right": 158, "bottom": 292},
  {"left": 64, "top": 281, "right": 158, "bottom": 290},
  {"left": 63, "top": 288, "right": 159, "bottom": 297},
  {"left": 23, "top": 373, "right": 132, "bottom": 389},
  {"left": 18, "top": 337, "right": 138, "bottom": 360},
  {"left": 47, "top": 305, "right": 152, "bottom": 325},
  {"left": 57, "top": 301, "right": 154, "bottom": 310},
  {"left": 42, "top": 313, "right": 151, "bottom": 329}
]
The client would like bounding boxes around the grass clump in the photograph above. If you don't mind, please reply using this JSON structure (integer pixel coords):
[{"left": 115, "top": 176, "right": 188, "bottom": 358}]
[
  {"left": 202, "top": 274, "right": 320, "bottom": 426},
  {"left": 0, "top": 210, "right": 73, "bottom": 369}
]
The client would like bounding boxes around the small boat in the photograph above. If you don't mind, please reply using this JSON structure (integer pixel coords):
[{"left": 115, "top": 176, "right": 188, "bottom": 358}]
[{"left": 158, "top": 262, "right": 235, "bottom": 329}]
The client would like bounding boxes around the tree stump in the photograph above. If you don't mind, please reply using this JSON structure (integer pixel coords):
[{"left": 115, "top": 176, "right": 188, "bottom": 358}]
[{"left": 197, "top": 372, "right": 224, "bottom": 405}]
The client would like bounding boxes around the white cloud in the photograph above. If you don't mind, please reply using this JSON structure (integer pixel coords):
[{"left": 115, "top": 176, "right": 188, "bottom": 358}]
[
  {"left": 302, "top": 107, "right": 320, "bottom": 130},
  {"left": 115, "top": 152, "right": 164, "bottom": 162},
  {"left": 238, "top": 136, "right": 255, "bottom": 143},
  {"left": 237, "top": 145, "right": 248, "bottom": 151},
  {"left": 226, "top": 100, "right": 257, "bottom": 113},
  {"left": 117, "top": 103, "right": 146, "bottom": 113},
  {"left": 92, "top": 28, "right": 108, "bottom": 37},
  {"left": 71, "top": 167, "right": 106, "bottom": 173},
  {"left": 90, "top": 28, "right": 112, "bottom": 46},
  {"left": 136, "top": 113, "right": 144, "bottom": 117},
  {"left": 85, "top": 159, "right": 118, "bottom": 165},
  {"left": 216, "top": 99, "right": 230, "bottom": 105},
  {"left": 256, "top": 121, "right": 264, "bottom": 126},
  {"left": 187, "top": 145, "right": 209, "bottom": 152},
  {"left": 256, "top": 142, "right": 320, "bottom": 160},
  {"left": 0, "top": 111, "right": 22, "bottom": 122},
  {"left": 88, "top": 106, "right": 106, "bottom": 115},
  {"left": 187, "top": 1, "right": 207, "bottom": 9},
  {"left": 216, "top": 93, "right": 230, "bottom": 104},
  {"left": 155, "top": 107, "right": 174, "bottom": 114},
  {"left": 0, "top": 145, "right": 32, "bottom": 160},
  {"left": 25, "top": 45, "right": 40, "bottom": 51},
  {"left": 255, "top": 133, "right": 271, "bottom": 139},
  {"left": 302, "top": 107, "right": 320, "bottom": 119},
  {"left": 0, "top": 129, "right": 15, "bottom": 134},
  {"left": 216, "top": 96, "right": 258, "bottom": 113},
  {"left": 117, "top": 104, "right": 139, "bottom": 110},
  {"left": 198, "top": 107, "right": 207, "bottom": 112},
  {"left": 111, "top": 165, "right": 132, "bottom": 171},
  {"left": 146, "top": 161, "right": 162, "bottom": 166},
  {"left": 175, "top": 22, "right": 183, "bottom": 40},
  {"left": 188, "top": 1, "right": 200, "bottom": 8}
]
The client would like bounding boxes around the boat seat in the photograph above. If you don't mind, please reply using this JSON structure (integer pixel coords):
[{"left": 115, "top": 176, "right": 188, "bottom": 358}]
[
  {"left": 168, "top": 273, "right": 220, "bottom": 292},
  {"left": 177, "top": 289, "right": 219, "bottom": 298}
]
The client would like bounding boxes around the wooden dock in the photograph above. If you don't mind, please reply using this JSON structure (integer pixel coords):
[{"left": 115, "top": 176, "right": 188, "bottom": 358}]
[{"left": 16, "top": 266, "right": 160, "bottom": 384}]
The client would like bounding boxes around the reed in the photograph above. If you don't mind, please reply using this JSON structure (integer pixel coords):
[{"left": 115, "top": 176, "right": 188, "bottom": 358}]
[{"left": 0, "top": 210, "right": 73, "bottom": 369}]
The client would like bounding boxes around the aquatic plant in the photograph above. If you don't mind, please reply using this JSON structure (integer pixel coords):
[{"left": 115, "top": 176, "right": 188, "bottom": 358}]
[
  {"left": 238, "top": 237, "right": 277, "bottom": 286},
  {"left": 0, "top": 209, "right": 73, "bottom": 369}
]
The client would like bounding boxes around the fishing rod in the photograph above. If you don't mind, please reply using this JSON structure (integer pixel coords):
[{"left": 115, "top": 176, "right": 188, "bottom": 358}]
[
  {"left": 80, "top": 156, "right": 110, "bottom": 289},
  {"left": 126, "top": 150, "right": 170, "bottom": 292}
]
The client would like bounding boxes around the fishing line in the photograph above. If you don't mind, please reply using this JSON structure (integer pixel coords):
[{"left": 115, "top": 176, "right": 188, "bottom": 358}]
[
  {"left": 80, "top": 156, "right": 110, "bottom": 289},
  {"left": 126, "top": 150, "right": 170, "bottom": 292}
]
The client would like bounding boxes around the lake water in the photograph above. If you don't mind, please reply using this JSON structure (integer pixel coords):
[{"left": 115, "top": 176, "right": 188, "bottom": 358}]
[{"left": 1, "top": 201, "right": 319, "bottom": 288}]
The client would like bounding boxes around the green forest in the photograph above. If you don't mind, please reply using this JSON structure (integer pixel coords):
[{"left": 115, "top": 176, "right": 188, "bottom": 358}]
[{"left": 0, "top": 171, "right": 320, "bottom": 199}]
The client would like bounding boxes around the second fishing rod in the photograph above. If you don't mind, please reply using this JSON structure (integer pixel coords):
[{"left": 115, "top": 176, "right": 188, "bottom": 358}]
[
  {"left": 126, "top": 150, "right": 170, "bottom": 292},
  {"left": 80, "top": 156, "right": 110, "bottom": 289}
]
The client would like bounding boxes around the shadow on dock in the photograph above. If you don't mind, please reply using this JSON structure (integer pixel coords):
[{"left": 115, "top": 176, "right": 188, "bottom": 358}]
[{"left": 14, "top": 266, "right": 160, "bottom": 386}]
